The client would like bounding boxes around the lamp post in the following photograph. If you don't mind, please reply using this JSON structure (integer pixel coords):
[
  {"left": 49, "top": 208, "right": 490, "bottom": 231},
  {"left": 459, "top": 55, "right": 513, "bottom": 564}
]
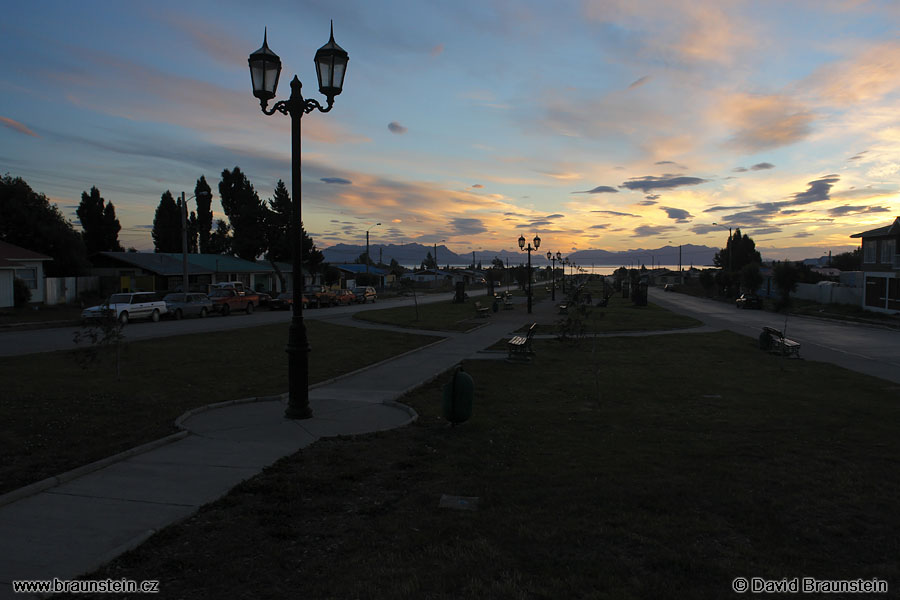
[
  {"left": 546, "top": 251, "right": 557, "bottom": 301},
  {"left": 518, "top": 233, "right": 541, "bottom": 314},
  {"left": 712, "top": 222, "right": 733, "bottom": 272},
  {"left": 366, "top": 222, "right": 381, "bottom": 280},
  {"left": 248, "top": 23, "right": 349, "bottom": 420},
  {"left": 180, "top": 190, "right": 210, "bottom": 294},
  {"left": 433, "top": 239, "right": 445, "bottom": 287}
]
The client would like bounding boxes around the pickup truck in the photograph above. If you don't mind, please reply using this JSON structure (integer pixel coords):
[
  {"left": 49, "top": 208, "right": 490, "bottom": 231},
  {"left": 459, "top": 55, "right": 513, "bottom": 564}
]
[
  {"left": 303, "top": 285, "right": 337, "bottom": 308},
  {"left": 208, "top": 287, "right": 259, "bottom": 316},
  {"left": 81, "top": 292, "right": 168, "bottom": 325}
]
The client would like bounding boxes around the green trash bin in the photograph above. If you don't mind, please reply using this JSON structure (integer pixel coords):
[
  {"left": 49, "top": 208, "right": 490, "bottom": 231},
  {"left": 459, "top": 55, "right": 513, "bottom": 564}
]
[{"left": 442, "top": 367, "right": 474, "bottom": 424}]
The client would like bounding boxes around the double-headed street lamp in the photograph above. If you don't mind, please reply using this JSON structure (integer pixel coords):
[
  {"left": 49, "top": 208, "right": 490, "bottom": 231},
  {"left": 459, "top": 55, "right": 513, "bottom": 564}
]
[
  {"left": 248, "top": 23, "right": 349, "bottom": 420},
  {"left": 546, "top": 251, "right": 557, "bottom": 301},
  {"left": 560, "top": 256, "right": 568, "bottom": 294},
  {"left": 712, "top": 222, "right": 733, "bottom": 272},
  {"left": 517, "top": 233, "right": 541, "bottom": 314}
]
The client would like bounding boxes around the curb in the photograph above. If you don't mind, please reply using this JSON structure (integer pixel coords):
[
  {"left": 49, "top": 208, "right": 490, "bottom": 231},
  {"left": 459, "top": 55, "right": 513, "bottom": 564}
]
[{"left": 0, "top": 430, "right": 189, "bottom": 508}]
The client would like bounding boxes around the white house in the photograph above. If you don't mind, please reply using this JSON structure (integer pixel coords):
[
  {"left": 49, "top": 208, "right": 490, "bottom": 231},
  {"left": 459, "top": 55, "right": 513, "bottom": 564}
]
[{"left": 0, "top": 240, "right": 53, "bottom": 306}]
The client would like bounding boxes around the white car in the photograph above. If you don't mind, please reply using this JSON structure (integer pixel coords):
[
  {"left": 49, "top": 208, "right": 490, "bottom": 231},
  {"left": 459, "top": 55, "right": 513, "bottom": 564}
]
[{"left": 81, "top": 292, "right": 168, "bottom": 324}]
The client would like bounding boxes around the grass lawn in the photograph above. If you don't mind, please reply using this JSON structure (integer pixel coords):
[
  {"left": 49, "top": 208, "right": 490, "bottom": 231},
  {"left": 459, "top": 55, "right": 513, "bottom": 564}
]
[
  {"left": 0, "top": 304, "right": 83, "bottom": 327},
  {"left": 83, "top": 331, "right": 900, "bottom": 598},
  {"left": 354, "top": 298, "right": 487, "bottom": 331},
  {"left": 555, "top": 293, "right": 701, "bottom": 333},
  {"left": 0, "top": 320, "right": 438, "bottom": 495}
]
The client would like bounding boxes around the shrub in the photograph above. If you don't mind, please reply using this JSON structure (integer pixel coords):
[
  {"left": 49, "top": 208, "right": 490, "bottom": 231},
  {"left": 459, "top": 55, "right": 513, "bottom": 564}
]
[{"left": 13, "top": 278, "right": 31, "bottom": 308}]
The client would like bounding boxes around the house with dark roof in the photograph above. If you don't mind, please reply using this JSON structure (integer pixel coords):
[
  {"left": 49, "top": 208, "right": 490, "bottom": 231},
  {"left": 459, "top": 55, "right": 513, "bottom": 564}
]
[
  {"left": 0, "top": 240, "right": 53, "bottom": 306},
  {"left": 850, "top": 216, "right": 899, "bottom": 313},
  {"left": 332, "top": 264, "right": 391, "bottom": 289}
]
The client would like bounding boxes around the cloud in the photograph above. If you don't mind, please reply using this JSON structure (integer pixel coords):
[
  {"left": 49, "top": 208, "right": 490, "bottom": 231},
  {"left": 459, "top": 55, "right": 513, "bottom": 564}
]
[
  {"left": 751, "top": 162, "right": 775, "bottom": 171},
  {"left": 732, "top": 167, "right": 748, "bottom": 173},
  {"left": 638, "top": 200, "right": 658, "bottom": 206},
  {"left": 848, "top": 151, "right": 868, "bottom": 161},
  {"left": 788, "top": 175, "right": 840, "bottom": 206},
  {"left": 528, "top": 220, "right": 553, "bottom": 227},
  {"left": 655, "top": 160, "right": 688, "bottom": 170},
  {"left": 543, "top": 213, "right": 565, "bottom": 219},
  {"left": 794, "top": 232, "right": 814, "bottom": 238},
  {"left": 628, "top": 75, "right": 649, "bottom": 89},
  {"left": 806, "top": 41, "right": 900, "bottom": 106},
  {"left": 589, "top": 224, "right": 609, "bottom": 229},
  {"left": 661, "top": 207, "right": 693, "bottom": 222},
  {"left": 321, "top": 177, "right": 352, "bottom": 185},
  {"left": 620, "top": 175, "right": 707, "bottom": 192},
  {"left": 574, "top": 186, "right": 619, "bottom": 194},
  {"left": 704, "top": 204, "right": 752, "bottom": 213},
  {"left": 430, "top": 44, "right": 444, "bottom": 57},
  {"left": 716, "top": 93, "right": 814, "bottom": 152},
  {"left": 0, "top": 116, "right": 38, "bottom": 137},
  {"left": 450, "top": 218, "right": 487, "bottom": 235},
  {"left": 645, "top": 194, "right": 660, "bottom": 200},
  {"left": 388, "top": 122, "right": 408, "bottom": 134},
  {"left": 633, "top": 224, "right": 676, "bottom": 237},
  {"left": 591, "top": 210, "right": 638, "bottom": 217},
  {"left": 471, "top": 184, "right": 484, "bottom": 188},
  {"left": 827, "top": 205, "right": 890, "bottom": 217},
  {"left": 748, "top": 227, "right": 782, "bottom": 236}
]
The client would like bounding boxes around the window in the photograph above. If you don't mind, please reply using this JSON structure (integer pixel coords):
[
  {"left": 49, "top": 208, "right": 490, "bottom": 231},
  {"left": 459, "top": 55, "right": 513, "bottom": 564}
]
[
  {"left": 14, "top": 268, "right": 37, "bottom": 290},
  {"left": 881, "top": 239, "right": 896, "bottom": 264},
  {"left": 863, "top": 240, "right": 877, "bottom": 264}
]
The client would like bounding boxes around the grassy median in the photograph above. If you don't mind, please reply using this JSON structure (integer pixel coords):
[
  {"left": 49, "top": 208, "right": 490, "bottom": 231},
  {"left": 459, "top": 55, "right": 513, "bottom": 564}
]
[
  {"left": 83, "top": 330, "right": 900, "bottom": 598},
  {"left": 0, "top": 320, "right": 439, "bottom": 495},
  {"left": 354, "top": 298, "right": 488, "bottom": 331}
]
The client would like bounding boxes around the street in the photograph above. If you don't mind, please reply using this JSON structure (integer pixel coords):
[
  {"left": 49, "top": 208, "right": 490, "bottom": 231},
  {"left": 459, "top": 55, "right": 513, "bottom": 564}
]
[
  {"left": 648, "top": 287, "right": 900, "bottom": 385},
  {"left": 0, "top": 290, "right": 488, "bottom": 358}
]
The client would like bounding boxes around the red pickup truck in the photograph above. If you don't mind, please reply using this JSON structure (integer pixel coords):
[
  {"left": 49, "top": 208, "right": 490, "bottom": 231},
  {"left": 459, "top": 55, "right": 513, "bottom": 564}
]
[{"left": 208, "top": 287, "right": 259, "bottom": 316}]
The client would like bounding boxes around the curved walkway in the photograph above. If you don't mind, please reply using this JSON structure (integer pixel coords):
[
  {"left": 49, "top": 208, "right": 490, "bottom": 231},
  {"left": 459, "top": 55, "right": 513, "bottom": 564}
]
[{"left": 0, "top": 294, "right": 539, "bottom": 598}]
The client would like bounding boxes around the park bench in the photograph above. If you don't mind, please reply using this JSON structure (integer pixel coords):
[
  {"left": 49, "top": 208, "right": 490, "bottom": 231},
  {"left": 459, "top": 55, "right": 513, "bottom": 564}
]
[
  {"left": 474, "top": 301, "right": 491, "bottom": 318},
  {"left": 558, "top": 303, "right": 568, "bottom": 314},
  {"left": 503, "top": 294, "right": 514, "bottom": 310},
  {"left": 760, "top": 326, "right": 801, "bottom": 358},
  {"left": 507, "top": 322, "right": 538, "bottom": 361}
]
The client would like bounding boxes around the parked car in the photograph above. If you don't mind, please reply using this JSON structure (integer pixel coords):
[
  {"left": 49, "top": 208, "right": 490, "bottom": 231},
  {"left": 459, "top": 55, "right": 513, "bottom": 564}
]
[
  {"left": 81, "top": 292, "right": 167, "bottom": 325},
  {"left": 352, "top": 286, "right": 377, "bottom": 303},
  {"left": 303, "top": 285, "right": 337, "bottom": 308},
  {"left": 736, "top": 294, "right": 763, "bottom": 309},
  {"left": 269, "top": 291, "right": 308, "bottom": 310},
  {"left": 255, "top": 291, "right": 272, "bottom": 307},
  {"left": 163, "top": 292, "right": 213, "bottom": 319},
  {"left": 663, "top": 283, "right": 679, "bottom": 292},
  {"left": 208, "top": 287, "right": 259, "bottom": 316},
  {"left": 335, "top": 289, "right": 356, "bottom": 305}
]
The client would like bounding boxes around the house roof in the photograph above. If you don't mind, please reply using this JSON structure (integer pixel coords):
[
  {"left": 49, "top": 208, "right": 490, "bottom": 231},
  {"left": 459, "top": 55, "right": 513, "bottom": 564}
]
[
  {"left": 160, "top": 253, "right": 274, "bottom": 273},
  {"left": 334, "top": 263, "right": 387, "bottom": 275},
  {"left": 0, "top": 257, "right": 25, "bottom": 270},
  {"left": 97, "top": 252, "right": 212, "bottom": 276},
  {"left": 850, "top": 216, "right": 900, "bottom": 239},
  {"left": 0, "top": 240, "right": 52, "bottom": 262}
]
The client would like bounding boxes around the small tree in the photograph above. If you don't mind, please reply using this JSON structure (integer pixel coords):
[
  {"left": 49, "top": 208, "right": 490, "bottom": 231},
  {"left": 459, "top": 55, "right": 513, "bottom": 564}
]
[
  {"left": 773, "top": 261, "right": 800, "bottom": 312},
  {"left": 13, "top": 278, "right": 31, "bottom": 307},
  {"left": 72, "top": 311, "right": 126, "bottom": 380}
]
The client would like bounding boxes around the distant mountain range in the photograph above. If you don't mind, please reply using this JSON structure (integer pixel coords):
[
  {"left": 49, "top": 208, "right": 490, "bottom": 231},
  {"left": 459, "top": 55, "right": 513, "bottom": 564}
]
[{"left": 322, "top": 243, "right": 719, "bottom": 268}]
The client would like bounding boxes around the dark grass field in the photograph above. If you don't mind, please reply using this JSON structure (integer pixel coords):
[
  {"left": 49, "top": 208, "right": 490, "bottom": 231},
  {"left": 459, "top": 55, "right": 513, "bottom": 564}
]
[{"left": 82, "top": 330, "right": 900, "bottom": 598}]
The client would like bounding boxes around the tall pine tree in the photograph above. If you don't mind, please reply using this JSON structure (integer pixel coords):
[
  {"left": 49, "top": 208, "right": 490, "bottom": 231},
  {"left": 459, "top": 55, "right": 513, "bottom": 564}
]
[
  {"left": 194, "top": 175, "right": 213, "bottom": 253},
  {"left": 151, "top": 191, "right": 182, "bottom": 253},
  {"left": 76, "top": 186, "right": 122, "bottom": 254},
  {"left": 207, "top": 219, "right": 232, "bottom": 255},
  {"left": 219, "top": 167, "right": 266, "bottom": 261}
]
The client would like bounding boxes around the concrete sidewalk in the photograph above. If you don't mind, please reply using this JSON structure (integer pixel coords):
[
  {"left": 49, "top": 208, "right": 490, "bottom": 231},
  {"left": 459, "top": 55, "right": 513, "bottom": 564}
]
[{"left": 0, "top": 294, "right": 551, "bottom": 599}]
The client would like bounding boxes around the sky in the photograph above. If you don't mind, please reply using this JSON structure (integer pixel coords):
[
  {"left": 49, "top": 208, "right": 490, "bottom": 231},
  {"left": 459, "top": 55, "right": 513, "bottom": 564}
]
[{"left": 2, "top": 0, "right": 900, "bottom": 261}]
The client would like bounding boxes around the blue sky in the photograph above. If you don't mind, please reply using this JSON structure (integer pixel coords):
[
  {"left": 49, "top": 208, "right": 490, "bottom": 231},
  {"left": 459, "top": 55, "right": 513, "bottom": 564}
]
[{"left": 2, "top": 0, "right": 899, "bottom": 259}]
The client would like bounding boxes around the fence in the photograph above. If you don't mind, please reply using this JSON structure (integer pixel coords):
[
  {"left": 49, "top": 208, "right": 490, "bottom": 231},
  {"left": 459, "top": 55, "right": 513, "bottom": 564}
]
[
  {"left": 44, "top": 276, "right": 100, "bottom": 305},
  {"left": 792, "top": 282, "right": 861, "bottom": 306}
]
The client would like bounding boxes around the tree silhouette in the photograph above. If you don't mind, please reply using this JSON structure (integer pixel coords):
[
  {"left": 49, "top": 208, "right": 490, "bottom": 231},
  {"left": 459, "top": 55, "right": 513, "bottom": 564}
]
[
  {"left": 0, "top": 175, "right": 89, "bottom": 275},
  {"left": 264, "top": 179, "right": 291, "bottom": 263},
  {"left": 207, "top": 219, "right": 232, "bottom": 255},
  {"left": 714, "top": 229, "right": 761, "bottom": 273},
  {"left": 77, "top": 186, "right": 123, "bottom": 253},
  {"left": 194, "top": 176, "right": 214, "bottom": 253},
  {"left": 152, "top": 191, "right": 182, "bottom": 253},
  {"left": 219, "top": 167, "right": 266, "bottom": 261}
]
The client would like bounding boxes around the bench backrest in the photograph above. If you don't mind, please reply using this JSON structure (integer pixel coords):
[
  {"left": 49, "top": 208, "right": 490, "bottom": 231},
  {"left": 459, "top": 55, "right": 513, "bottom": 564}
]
[{"left": 526, "top": 323, "right": 538, "bottom": 339}]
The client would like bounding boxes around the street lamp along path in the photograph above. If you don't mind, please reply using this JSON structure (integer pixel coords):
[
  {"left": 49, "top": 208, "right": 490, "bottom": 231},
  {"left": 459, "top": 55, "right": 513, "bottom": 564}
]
[
  {"left": 518, "top": 234, "right": 541, "bottom": 314},
  {"left": 248, "top": 23, "right": 348, "bottom": 420}
]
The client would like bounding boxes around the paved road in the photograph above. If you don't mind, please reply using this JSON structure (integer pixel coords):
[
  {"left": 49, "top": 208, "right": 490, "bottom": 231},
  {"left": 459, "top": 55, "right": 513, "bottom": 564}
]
[
  {"left": 649, "top": 287, "right": 900, "bottom": 385},
  {"left": 0, "top": 290, "right": 489, "bottom": 358}
]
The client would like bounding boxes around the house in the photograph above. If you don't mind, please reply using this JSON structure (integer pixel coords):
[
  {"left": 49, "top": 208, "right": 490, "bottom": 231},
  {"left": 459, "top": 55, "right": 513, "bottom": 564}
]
[
  {"left": 161, "top": 254, "right": 296, "bottom": 293},
  {"left": 849, "top": 217, "right": 900, "bottom": 313},
  {"left": 90, "top": 252, "right": 213, "bottom": 293},
  {"left": 402, "top": 269, "right": 462, "bottom": 286},
  {"left": 332, "top": 264, "right": 391, "bottom": 289},
  {"left": 0, "top": 240, "right": 53, "bottom": 306}
]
